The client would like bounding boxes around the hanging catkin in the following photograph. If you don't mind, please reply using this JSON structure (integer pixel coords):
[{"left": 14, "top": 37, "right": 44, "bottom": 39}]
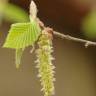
[{"left": 35, "top": 29, "right": 55, "bottom": 96}]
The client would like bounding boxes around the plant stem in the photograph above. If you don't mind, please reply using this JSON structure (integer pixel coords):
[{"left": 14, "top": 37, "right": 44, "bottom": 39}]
[{"left": 53, "top": 31, "right": 96, "bottom": 47}]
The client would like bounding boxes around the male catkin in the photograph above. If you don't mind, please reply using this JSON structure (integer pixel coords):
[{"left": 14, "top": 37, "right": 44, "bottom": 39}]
[{"left": 35, "top": 30, "right": 55, "bottom": 96}]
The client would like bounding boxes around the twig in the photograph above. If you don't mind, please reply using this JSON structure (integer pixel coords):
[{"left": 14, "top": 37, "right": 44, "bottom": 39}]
[
  {"left": 37, "top": 19, "right": 96, "bottom": 47},
  {"left": 53, "top": 31, "right": 96, "bottom": 47},
  {"left": 31, "top": 1, "right": 96, "bottom": 47}
]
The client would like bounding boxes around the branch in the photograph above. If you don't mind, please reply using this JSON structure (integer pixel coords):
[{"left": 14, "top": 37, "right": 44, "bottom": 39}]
[
  {"left": 37, "top": 18, "right": 96, "bottom": 47},
  {"left": 31, "top": 1, "right": 96, "bottom": 47},
  {"left": 53, "top": 31, "right": 96, "bottom": 47}
]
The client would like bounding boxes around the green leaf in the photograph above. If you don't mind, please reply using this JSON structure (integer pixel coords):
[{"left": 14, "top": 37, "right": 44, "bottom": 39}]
[
  {"left": 16, "top": 49, "right": 23, "bottom": 69},
  {"left": 3, "top": 21, "right": 41, "bottom": 49},
  {"left": 3, "top": 3, "right": 29, "bottom": 22}
]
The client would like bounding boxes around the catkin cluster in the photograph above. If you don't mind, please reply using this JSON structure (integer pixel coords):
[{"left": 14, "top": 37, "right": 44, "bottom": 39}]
[{"left": 35, "top": 30, "right": 55, "bottom": 96}]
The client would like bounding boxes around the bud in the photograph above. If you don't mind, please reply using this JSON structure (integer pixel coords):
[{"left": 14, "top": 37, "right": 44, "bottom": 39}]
[{"left": 30, "top": 0, "right": 38, "bottom": 21}]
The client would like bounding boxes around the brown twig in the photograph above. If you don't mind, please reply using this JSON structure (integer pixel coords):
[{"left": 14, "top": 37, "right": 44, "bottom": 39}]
[
  {"left": 53, "top": 31, "right": 96, "bottom": 47},
  {"left": 31, "top": 1, "right": 96, "bottom": 47},
  {"left": 37, "top": 18, "right": 96, "bottom": 47}
]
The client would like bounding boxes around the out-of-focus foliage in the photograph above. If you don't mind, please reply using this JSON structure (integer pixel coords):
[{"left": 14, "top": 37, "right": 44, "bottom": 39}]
[
  {"left": 3, "top": 3, "right": 29, "bottom": 22},
  {"left": 82, "top": 9, "right": 96, "bottom": 39},
  {"left": 0, "top": 0, "right": 29, "bottom": 24}
]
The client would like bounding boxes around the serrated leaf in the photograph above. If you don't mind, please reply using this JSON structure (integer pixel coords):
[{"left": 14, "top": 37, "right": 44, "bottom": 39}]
[
  {"left": 3, "top": 21, "right": 41, "bottom": 49},
  {"left": 16, "top": 49, "right": 23, "bottom": 69}
]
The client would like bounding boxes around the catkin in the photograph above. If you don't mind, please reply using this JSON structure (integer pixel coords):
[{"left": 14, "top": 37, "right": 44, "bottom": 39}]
[{"left": 35, "top": 30, "right": 55, "bottom": 96}]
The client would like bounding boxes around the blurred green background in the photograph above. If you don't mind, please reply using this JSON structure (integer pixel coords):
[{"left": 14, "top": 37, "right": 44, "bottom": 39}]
[{"left": 0, "top": 0, "right": 96, "bottom": 96}]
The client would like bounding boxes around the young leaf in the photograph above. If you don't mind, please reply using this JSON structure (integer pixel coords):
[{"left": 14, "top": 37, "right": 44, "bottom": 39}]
[
  {"left": 3, "top": 21, "right": 41, "bottom": 49},
  {"left": 16, "top": 49, "right": 23, "bottom": 69}
]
